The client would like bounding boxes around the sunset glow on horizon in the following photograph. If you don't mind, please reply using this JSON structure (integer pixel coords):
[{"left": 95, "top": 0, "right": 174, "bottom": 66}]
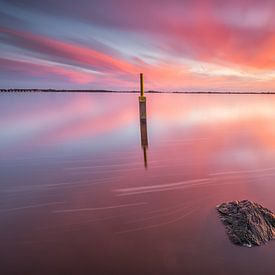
[{"left": 1, "top": 0, "right": 275, "bottom": 91}]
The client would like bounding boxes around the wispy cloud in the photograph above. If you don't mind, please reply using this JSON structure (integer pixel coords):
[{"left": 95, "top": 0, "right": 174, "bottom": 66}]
[{"left": 1, "top": 0, "right": 275, "bottom": 90}]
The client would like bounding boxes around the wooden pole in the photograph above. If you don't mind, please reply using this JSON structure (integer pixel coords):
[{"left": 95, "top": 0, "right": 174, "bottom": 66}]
[
  {"left": 139, "top": 73, "right": 146, "bottom": 120},
  {"left": 138, "top": 73, "right": 148, "bottom": 168},
  {"left": 140, "top": 73, "right": 144, "bottom": 97}
]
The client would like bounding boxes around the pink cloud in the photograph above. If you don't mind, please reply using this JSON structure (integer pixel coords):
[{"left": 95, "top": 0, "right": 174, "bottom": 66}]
[
  {"left": 0, "top": 58, "right": 94, "bottom": 84},
  {"left": 0, "top": 28, "right": 138, "bottom": 75},
  {"left": 2, "top": 1, "right": 275, "bottom": 92}
]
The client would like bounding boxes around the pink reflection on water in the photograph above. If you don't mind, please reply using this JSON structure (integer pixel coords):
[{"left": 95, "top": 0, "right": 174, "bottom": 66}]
[{"left": 2, "top": 93, "right": 275, "bottom": 274}]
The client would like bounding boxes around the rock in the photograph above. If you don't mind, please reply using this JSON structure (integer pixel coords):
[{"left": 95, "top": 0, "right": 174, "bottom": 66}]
[{"left": 216, "top": 200, "right": 275, "bottom": 247}]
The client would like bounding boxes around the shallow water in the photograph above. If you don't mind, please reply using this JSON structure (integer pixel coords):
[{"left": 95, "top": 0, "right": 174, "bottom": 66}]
[{"left": 1, "top": 92, "right": 275, "bottom": 275}]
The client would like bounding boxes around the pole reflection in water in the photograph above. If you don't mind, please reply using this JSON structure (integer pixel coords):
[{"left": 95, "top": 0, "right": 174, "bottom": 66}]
[
  {"left": 140, "top": 118, "right": 148, "bottom": 169},
  {"left": 139, "top": 73, "right": 148, "bottom": 169}
]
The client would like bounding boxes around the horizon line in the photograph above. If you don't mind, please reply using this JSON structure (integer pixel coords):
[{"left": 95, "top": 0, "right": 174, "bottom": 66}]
[{"left": 2, "top": 89, "right": 275, "bottom": 95}]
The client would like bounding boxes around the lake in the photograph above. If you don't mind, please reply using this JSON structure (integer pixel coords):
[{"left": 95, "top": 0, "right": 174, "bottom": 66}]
[{"left": 1, "top": 92, "right": 275, "bottom": 275}]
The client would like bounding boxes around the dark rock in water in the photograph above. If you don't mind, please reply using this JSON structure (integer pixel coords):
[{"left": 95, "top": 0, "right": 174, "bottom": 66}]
[{"left": 217, "top": 200, "right": 275, "bottom": 247}]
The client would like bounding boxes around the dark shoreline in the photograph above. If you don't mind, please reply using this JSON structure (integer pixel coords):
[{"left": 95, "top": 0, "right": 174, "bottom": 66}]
[{"left": 1, "top": 89, "right": 275, "bottom": 94}]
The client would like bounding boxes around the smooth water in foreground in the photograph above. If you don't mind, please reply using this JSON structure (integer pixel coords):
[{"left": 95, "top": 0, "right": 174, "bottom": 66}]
[{"left": 1, "top": 92, "right": 275, "bottom": 275}]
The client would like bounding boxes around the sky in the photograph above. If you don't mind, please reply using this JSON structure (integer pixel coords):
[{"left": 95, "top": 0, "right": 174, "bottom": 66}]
[{"left": 1, "top": 0, "right": 275, "bottom": 91}]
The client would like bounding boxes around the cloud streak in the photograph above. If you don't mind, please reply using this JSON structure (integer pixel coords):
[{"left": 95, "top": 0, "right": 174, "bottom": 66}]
[{"left": 1, "top": 0, "right": 275, "bottom": 90}]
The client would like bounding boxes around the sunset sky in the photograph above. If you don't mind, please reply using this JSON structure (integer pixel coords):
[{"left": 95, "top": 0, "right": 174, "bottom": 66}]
[{"left": 1, "top": 0, "right": 275, "bottom": 91}]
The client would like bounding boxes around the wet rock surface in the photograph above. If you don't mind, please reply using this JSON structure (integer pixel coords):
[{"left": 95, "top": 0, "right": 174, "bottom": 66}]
[{"left": 217, "top": 200, "right": 275, "bottom": 247}]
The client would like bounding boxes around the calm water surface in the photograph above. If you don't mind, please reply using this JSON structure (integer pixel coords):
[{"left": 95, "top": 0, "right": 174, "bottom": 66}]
[{"left": 1, "top": 92, "right": 275, "bottom": 275}]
